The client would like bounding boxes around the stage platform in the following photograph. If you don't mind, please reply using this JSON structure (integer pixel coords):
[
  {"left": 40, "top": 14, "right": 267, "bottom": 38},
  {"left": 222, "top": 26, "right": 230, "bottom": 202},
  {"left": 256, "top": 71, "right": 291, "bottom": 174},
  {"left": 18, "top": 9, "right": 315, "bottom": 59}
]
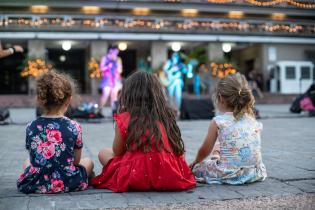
[{"left": 180, "top": 94, "right": 215, "bottom": 120}]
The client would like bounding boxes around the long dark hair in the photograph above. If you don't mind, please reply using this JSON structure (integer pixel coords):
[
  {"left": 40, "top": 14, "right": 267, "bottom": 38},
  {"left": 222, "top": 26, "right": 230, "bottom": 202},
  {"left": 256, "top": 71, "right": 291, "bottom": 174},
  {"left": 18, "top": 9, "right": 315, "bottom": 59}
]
[{"left": 118, "top": 71, "right": 185, "bottom": 155}]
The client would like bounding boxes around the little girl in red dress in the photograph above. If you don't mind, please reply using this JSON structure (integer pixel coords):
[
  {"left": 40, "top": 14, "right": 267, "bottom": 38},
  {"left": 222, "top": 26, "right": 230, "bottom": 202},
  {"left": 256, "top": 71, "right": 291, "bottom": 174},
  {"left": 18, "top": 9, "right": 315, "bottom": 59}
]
[{"left": 92, "top": 71, "right": 196, "bottom": 192}]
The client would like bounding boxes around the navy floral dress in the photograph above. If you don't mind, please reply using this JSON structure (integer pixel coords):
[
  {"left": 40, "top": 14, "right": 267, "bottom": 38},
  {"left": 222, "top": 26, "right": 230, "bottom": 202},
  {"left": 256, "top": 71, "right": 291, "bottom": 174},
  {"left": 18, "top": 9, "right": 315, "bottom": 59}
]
[{"left": 17, "top": 117, "right": 88, "bottom": 194}]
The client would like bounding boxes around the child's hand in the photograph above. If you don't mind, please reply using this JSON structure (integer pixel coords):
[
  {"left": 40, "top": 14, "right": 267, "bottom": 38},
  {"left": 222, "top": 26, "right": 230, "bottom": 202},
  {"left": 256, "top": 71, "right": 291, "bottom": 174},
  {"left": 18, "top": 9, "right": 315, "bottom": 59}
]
[{"left": 189, "top": 160, "right": 198, "bottom": 170}]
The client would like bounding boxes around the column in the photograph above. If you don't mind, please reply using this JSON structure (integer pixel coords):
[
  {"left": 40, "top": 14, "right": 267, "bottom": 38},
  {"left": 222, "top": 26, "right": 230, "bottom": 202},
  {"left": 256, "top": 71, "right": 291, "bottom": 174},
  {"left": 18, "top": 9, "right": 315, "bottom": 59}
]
[
  {"left": 207, "top": 43, "right": 224, "bottom": 94},
  {"left": 27, "top": 40, "right": 46, "bottom": 95},
  {"left": 90, "top": 41, "right": 108, "bottom": 96},
  {"left": 207, "top": 43, "right": 224, "bottom": 61},
  {"left": 90, "top": 41, "right": 108, "bottom": 60},
  {"left": 151, "top": 41, "right": 168, "bottom": 70}
]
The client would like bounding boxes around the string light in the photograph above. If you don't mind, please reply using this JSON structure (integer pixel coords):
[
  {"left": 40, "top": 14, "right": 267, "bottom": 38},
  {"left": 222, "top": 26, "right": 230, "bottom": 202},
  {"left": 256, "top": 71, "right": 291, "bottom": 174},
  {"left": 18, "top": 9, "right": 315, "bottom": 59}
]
[
  {"left": 245, "top": 0, "right": 315, "bottom": 8},
  {"left": 205, "top": 0, "right": 315, "bottom": 8},
  {"left": 1, "top": 16, "right": 313, "bottom": 35},
  {"left": 132, "top": 0, "right": 315, "bottom": 8},
  {"left": 88, "top": 58, "right": 101, "bottom": 78},
  {"left": 211, "top": 62, "right": 237, "bottom": 78},
  {"left": 208, "top": 0, "right": 234, "bottom": 3},
  {"left": 21, "top": 59, "right": 52, "bottom": 78},
  {"left": 261, "top": 24, "right": 303, "bottom": 33}
]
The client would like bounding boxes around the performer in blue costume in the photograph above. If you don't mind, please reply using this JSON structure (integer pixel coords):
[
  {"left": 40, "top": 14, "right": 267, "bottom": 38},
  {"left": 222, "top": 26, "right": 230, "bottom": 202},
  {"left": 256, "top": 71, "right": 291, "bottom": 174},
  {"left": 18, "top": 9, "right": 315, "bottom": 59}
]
[
  {"left": 99, "top": 47, "right": 123, "bottom": 111},
  {"left": 164, "top": 52, "right": 193, "bottom": 113}
]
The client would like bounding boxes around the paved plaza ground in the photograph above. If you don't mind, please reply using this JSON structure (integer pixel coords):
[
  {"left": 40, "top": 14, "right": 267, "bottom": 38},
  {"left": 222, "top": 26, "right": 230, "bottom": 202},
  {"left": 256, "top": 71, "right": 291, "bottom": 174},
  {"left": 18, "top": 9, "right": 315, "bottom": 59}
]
[{"left": 0, "top": 104, "right": 314, "bottom": 209}]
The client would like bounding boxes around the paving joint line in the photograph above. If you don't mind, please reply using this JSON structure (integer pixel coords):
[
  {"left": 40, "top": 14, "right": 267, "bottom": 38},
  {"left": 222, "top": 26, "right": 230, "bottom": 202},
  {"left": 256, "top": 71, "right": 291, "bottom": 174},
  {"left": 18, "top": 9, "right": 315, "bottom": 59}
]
[
  {"left": 26, "top": 197, "right": 30, "bottom": 210},
  {"left": 269, "top": 177, "right": 315, "bottom": 182}
]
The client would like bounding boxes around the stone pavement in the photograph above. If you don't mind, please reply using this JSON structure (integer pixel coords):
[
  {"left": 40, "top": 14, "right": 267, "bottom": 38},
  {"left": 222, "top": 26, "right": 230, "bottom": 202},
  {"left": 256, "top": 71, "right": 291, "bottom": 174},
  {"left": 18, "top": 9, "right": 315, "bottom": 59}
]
[{"left": 0, "top": 105, "right": 314, "bottom": 209}]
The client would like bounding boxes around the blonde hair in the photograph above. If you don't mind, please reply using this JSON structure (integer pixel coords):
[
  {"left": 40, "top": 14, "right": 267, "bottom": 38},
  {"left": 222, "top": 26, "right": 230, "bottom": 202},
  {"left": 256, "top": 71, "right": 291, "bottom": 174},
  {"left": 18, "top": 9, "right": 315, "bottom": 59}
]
[
  {"left": 213, "top": 73, "right": 255, "bottom": 120},
  {"left": 36, "top": 70, "right": 77, "bottom": 113}
]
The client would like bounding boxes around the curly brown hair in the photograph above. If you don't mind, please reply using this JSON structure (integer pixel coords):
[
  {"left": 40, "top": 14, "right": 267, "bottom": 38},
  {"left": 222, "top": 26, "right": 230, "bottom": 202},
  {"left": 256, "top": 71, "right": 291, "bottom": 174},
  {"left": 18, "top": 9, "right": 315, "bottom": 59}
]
[
  {"left": 118, "top": 71, "right": 185, "bottom": 156},
  {"left": 36, "top": 71, "right": 76, "bottom": 113},
  {"left": 213, "top": 73, "right": 255, "bottom": 120}
]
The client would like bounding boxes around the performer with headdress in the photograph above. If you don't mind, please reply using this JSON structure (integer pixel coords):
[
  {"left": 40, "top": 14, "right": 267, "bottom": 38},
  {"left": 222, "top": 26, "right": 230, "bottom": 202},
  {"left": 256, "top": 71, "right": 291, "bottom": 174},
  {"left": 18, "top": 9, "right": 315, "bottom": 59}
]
[
  {"left": 99, "top": 47, "right": 123, "bottom": 111},
  {"left": 164, "top": 52, "right": 193, "bottom": 113}
]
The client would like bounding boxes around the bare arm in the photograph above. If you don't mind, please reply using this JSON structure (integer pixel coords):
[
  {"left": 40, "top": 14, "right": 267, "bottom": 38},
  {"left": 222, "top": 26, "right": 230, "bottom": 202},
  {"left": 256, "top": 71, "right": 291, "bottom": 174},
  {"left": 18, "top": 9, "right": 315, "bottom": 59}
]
[
  {"left": 99, "top": 56, "right": 107, "bottom": 72},
  {"left": 112, "top": 124, "right": 126, "bottom": 156},
  {"left": 0, "top": 48, "right": 13, "bottom": 59},
  {"left": 0, "top": 45, "right": 24, "bottom": 59},
  {"left": 190, "top": 120, "right": 218, "bottom": 169},
  {"left": 117, "top": 57, "right": 123, "bottom": 74},
  {"left": 74, "top": 149, "right": 82, "bottom": 165}
]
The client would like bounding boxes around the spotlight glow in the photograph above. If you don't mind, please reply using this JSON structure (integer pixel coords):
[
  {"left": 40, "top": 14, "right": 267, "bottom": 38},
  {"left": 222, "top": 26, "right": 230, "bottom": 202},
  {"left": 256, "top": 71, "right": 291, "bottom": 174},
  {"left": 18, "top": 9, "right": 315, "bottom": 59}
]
[
  {"left": 181, "top": 9, "right": 198, "bottom": 17},
  {"left": 272, "top": 13, "right": 286, "bottom": 20},
  {"left": 133, "top": 8, "right": 150, "bottom": 15},
  {"left": 228, "top": 11, "right": 244, "bottom": 19},
  {"left": 59, "top": 55, "right": 66, "bottom": 62},
  {"left": 171, "top": 42, "right": 181, "bottom": 52},
  {"left": 31, "top": 5, "right": 48, "bottom": 13},
  {"left": 82, "top": 6, "right": 100, "bottom": 14},
  {"left": 118, "top": 42, "right": 127, "bottom": 51},
  {"left": 222, "top": 43, "right": 232, "bottom": 53},
  {"left": 62, "top": 41, "right": 71, "bottom": 51}
]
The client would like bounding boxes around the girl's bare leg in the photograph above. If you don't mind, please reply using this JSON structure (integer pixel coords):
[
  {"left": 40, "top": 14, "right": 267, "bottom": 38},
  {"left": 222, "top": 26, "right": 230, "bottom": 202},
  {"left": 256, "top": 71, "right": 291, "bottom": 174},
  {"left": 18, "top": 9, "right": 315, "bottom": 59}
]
[
  {"left": 100, "top": 86, "right": 111, "bottom": 110},
  {"left": 98, "top": 148, "right": 115, "bottom": 166},
  {"left": 110, "top": 84, "right": 122, "bottom": 108},
  {"left": 80, "top": 157, "right": 94, "bottom": 178}
]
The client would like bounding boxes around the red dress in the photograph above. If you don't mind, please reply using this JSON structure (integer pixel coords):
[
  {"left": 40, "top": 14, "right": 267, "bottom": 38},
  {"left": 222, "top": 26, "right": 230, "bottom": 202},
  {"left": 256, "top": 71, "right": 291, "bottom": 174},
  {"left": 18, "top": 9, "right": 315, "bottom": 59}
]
[{"left": 92, "top": 112, "right": 196, "bottom": 192}]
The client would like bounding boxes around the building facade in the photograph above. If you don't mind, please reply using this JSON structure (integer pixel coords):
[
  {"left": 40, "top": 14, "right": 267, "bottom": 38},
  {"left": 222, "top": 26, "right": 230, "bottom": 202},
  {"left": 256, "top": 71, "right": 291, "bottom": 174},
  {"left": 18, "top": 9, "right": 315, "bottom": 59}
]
[{"left": 0, "top": 0, "right": 314, "bottom": 94}]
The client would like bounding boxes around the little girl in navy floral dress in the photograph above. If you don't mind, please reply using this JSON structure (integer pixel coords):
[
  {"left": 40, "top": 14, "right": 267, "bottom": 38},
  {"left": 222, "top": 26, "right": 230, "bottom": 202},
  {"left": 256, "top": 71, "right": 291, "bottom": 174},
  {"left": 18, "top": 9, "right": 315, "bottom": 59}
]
[
  {"left": 17, "top": 71, "right": 94, "bottom": 194},
  {"left": 190, "top": 73, "right": 267, "bottom": 185}
]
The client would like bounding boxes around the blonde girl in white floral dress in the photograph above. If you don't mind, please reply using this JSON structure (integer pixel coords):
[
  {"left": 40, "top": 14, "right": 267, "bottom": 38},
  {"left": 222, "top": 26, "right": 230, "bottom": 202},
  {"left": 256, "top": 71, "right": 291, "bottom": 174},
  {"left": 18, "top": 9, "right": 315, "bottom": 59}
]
[{"left": 190, "top": 73, "right": 267, "bottom": 184}]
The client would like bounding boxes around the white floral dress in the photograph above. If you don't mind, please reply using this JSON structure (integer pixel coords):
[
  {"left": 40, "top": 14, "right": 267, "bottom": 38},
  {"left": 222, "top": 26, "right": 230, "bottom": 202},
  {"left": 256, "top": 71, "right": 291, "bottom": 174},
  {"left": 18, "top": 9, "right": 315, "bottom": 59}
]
[{"left": 193, "top": 113, "right": 267, "bottom": 184}]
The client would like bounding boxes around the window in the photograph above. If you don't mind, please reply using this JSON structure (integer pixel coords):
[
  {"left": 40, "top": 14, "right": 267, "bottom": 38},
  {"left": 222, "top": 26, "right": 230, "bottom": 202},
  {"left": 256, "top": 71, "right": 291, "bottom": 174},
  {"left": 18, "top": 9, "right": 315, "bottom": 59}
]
[
  {"left": 301, "top": 66, "right": 311, "bottom": 79},
  {"left": 285, "top": 66, "right": 295, "bottom": 79},
  {"left": 269, "top": 67, "right": 275, "bottom": 79}
]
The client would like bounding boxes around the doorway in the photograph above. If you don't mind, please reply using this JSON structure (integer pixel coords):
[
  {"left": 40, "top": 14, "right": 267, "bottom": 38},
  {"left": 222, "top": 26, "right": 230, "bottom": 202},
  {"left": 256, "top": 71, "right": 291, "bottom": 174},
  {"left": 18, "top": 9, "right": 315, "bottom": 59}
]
[
  {"left": 119, "top": 49, "right": 137, "bottom": 78},
  {"left": 47, "top": 49, "right": 86, "bottom": 92}
]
